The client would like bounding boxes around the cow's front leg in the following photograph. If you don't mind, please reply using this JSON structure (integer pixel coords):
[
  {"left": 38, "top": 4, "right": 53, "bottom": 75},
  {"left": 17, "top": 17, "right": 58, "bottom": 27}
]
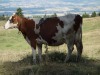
[
  {"left": 24, "top": 36, "right": 37, "bottom": 64},
  {"left": 37, "top": 44, "right": 42, "bottom": 63},
  {"left": 27, "top": 37, "right": 37, "bottom": 64},
  {"left": 31, "top": 47, "right": 36, "bottom": 64}
]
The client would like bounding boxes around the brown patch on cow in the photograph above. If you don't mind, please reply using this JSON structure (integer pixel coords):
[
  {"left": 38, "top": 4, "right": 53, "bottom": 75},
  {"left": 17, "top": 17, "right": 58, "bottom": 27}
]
[
  {"left": 74, "top": 15, "right": 82, "bottom": 32},
  {"left": 59, "top": 20, "right": 64, "bottom": 28},
  {"left": 10, "top": 15, "right": 38, "bottom": 49},
  {"left": 39, "top": 17, "right": 61, "bottom": 45},
  {"left": 19, "top": 19, "right": 38, "bottom": 49}
]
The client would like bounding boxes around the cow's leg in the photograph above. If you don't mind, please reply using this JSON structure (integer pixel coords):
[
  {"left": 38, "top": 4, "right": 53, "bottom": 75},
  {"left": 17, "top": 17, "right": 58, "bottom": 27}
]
[
  {"left": 64, "top": 43, "right": 74, "bottom": 62},
  {"left": 75, "top": 41, "right": 83, "bottom": 61},
  {"left": 45, "top": 44, "right": 49, "bottom": 64},
  {"left": 30, "top": 39, "right": 37, "bottom": 64},
  {"left": 37, "top": 44, "right": 42, "bottom": 63},
  {"left": 75, "top": 26, "right": 83, "bottom": 62},
  {"left": 45, "top": 44, "right": 48, "bottom": 54},
  {"left": 64, "top": 37, "right": 74, "bottom": 62},
  {"left": 24, "top": 36, "right": 37, "bottom": 64},
  {"left": 31, "top": 47, "right": 36, "bottom": 64}
]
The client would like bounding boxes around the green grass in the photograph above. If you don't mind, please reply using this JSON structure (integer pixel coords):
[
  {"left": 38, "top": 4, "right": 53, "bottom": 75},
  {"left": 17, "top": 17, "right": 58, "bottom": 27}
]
[
  {"left": 0, "top": 17, "right": 100, "bottom": 75},
  {"left": 0, "top": 27, "right": 30, "bottom": 51}
]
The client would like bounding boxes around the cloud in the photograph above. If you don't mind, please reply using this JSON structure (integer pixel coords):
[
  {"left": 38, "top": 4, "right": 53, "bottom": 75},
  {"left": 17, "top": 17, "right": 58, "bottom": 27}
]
[
  {"left": 0, "top": 11, "right": 15, "bottom": 13},
  {"left": 0, "top": 0, "right": 100, "bottom": 16},
  {"left": 0, "top": 3, "right": 10, "bottom": 7},
  {"left": 80, "top": 6, "right": 100, "bottom": 11},
  {"left": 40, "top": 7, "right": 74, "bottom": 13}
]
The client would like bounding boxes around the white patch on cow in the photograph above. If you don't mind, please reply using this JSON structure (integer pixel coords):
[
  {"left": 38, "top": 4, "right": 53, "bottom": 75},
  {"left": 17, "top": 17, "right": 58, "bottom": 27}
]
[
  {"left": 51, "top": 24, "right": 65, "bottom": 46},
  {"left": 32, "top": 47, "right": 36, "bottom": 60},
  {"left": 59, "top": 14, "right": 76, "bottom": 24},
  {"left": 59, "top": 14, "right": 76, "bottom": 34},
  {"left": 4, "top": 20, "right": 11, "bottom": 29},
  {"left": 4, "top": 13, "right": 17, "bottom": 29},
  {"left": 33, "top": 18, "right": 41, "bottom": 24},
  {"left": 36, "top": 36, "right": 48, "bottom": 44},
  {"left": 52, "top": 23, "right": 63, "bottom": 41},
  {"left": 52, "top": 14, "right": 76, "bottom": 45},
  {"left": 34, "top": 25, "right": 40, "bottom": 34},
  {"left": 59, "top": 14, "right": 75, "bottom": 33},
  {"left": 4, "top": 15, "right": 13, "bottom": 29}
]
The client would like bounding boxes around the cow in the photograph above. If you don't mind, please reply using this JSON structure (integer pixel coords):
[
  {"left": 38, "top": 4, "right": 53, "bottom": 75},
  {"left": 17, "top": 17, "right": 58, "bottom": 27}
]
[{"left": 4, "top": 13, "right": 83, "bottom": 64}]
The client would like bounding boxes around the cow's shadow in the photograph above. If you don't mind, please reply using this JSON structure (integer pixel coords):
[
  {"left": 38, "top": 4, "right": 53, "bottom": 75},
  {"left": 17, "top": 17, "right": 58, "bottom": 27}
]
[{"left": 2, "top": 51, "right": 100, "bottom": 75}]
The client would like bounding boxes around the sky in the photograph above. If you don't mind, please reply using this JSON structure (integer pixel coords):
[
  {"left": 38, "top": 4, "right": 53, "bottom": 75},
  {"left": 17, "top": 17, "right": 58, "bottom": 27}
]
[{"left": 0, "top": 0, "right": 100, "bottom": 16}]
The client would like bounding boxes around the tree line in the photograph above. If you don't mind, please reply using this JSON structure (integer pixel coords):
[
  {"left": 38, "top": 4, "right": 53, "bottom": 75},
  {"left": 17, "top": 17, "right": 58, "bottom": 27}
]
[
  {"left": 82, "top": 11, "right": 100, "bottom": 18},
  {"left": 0, "top": 8, "right": 100, "bottom": 20},
  {"left": 0, "top": 8, "right": 24, "bottom": 21}
]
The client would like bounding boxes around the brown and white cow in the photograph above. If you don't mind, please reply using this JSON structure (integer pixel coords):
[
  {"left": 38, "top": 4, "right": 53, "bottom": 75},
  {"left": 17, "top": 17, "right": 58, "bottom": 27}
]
[{"left": 4, "top": 13, "right": 83, "bottom": 64}]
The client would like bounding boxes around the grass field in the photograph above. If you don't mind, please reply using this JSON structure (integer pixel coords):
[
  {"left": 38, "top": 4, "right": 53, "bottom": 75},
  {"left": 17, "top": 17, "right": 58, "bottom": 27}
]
[{"left": 0, "top": 17, "right": 100, "bottom": 75}]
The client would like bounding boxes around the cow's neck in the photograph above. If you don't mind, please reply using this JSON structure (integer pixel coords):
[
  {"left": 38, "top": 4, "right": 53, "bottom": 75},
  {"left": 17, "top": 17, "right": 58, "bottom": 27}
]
[
  {"left": 16, "top": 16, "right": 23, "bottom": 31},
  {"left": 16, "top": 16, "right": 22, "bottom": 25}
]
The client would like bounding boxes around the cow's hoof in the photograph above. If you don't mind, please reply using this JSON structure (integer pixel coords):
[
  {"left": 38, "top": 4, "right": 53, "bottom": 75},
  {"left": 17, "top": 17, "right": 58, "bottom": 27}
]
[
  {"left": 76, "top": 56, "right": 81, "bottom": 62},
  {"left": 38, "top": 60, "right": 42, "bottom": 65},
  {"left": 64, "top": 58, "right": 70, "bottom": 63}
]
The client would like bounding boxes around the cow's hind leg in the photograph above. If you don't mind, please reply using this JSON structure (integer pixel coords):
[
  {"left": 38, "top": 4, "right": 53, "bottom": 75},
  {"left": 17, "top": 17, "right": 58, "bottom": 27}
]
[
  {"left": 37, "top": 44, "right": 42, "bottom": 63},
  {"left": 75, "top": 41, "right": 83, "bottom": 62},
  {"left": 75, "top": 26, "right": 83, "bottom": 62},
  {"left": 45, "top": 44, "right": 49, "bottom": 64},
  {"left": 64, "top": 37, "right": 74, "bottom": 62}
]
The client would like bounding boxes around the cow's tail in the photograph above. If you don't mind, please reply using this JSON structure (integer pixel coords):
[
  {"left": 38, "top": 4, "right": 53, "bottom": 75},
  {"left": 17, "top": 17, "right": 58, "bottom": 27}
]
[
  {"left": 74, "top": 15, "right": 83, "bottom": 60},
  {"left": 80, "top": 16, "right": 83, "bottom": 41},
  {"left": 74, "top": 15, "right": 83, "bottom": 42}
]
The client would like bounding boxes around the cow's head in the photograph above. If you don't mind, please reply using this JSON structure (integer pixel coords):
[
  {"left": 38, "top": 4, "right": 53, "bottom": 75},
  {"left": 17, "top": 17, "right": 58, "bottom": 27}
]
[{"left": 4, "top": 13, "right": 18, "bottom": 29}]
